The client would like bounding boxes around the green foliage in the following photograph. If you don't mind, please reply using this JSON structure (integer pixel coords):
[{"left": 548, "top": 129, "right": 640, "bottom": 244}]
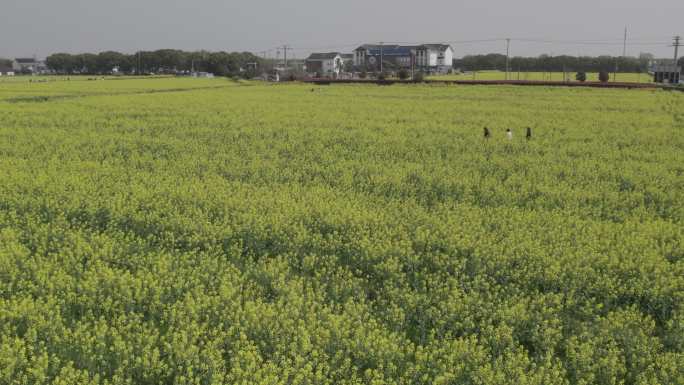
[
  {"left": 599, "top": 71, "right": 610, "bottom": 82},
  {"left": 575, "top": 72, "right": 587, "bottom": 82},
  {"left": 45, "top": 50, "right": 265, "bottom": 77},
  {"left": 456, "top": 54, "right": 650, "bottom": 73},
  {"left": 0, "top": 78, "right": 683, "bottom": 384}
]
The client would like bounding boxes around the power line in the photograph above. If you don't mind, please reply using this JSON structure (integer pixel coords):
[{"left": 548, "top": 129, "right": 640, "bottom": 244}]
[
  {"left": 251, "top": 35, "right": 678, "bottom": 60},
  {"left": 512, "top": 38, "right": 665, "bottom": 46}
]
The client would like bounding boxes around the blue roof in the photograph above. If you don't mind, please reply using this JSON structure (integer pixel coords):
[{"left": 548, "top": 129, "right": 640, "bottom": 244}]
[
  {"left": 355, "top": 43, "right": 452, "bottom": 56},
  {"left": 360, "top": 45, "right": 416, "bottom": 56}
]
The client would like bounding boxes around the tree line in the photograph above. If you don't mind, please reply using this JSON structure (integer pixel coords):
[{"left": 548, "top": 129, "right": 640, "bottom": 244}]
[
  {"left": 45, "top": 50, "right": 266, "bottom": 77},
  {"left": 454, "top": 53, "right": 683, "bottom": 73}
]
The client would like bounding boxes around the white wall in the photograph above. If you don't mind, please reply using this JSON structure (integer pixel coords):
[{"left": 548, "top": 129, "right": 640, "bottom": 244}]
[
  {"left": 428, "top": 53, "right": 437, "bottom": 67},
  {"left": 322, "top": 56, "right": 342, "bottom": 74},
  {"left": 440, "top": 48, "right": 454, "bottom": 68}
]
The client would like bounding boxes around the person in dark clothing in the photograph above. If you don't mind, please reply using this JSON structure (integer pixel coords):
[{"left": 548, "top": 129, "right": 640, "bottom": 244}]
[
  {"left": 484, "top": 127, "right": 491, "bottom": 139},
  {"left": 526, "top": 127, "right": 532, "bottom": 140}
]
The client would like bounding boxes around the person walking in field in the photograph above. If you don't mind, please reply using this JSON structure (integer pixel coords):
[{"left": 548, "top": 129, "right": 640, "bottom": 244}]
[
  {"left": 484, "top": 127, "right": 491, "bottom": 139},
  {"left": 526, "top": 127, "right": 532, "bottom": 140},
  {"left": 506, "top": 128, "right": 513, "bottom": 140}
]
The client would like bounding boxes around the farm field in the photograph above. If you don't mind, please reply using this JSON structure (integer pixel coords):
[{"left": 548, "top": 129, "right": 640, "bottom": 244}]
[
  {"left": 1, "top": 78, "right": 683, "bottom": 384},
  {"left": 429, "top": 70, "right": 654, "bottom": 83}
]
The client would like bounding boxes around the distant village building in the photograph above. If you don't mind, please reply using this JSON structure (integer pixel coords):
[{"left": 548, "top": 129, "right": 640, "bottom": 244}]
[
  {"left": 353, "top": 45, "right": 413, "bottom": 70},
  {"left": 12, "top": 58, "right": 48, "bottom": 74},
  {"left": 415, "top": 44, "right": 454, "bottom": 71},
  {"left": 192, "top": 72, "right": 215, "bottom": 78},
  {"left": 0, "top": 65, "right": 15, "bottom": 76},
  {"left": 353, "top": 44, "right": 454, "bottom": 73},
  {"left": 305, "top": 52, "right": 351, "bottom": 76},
  {"left": 651, "top": 63, "right": 681, "bottom": 84}
]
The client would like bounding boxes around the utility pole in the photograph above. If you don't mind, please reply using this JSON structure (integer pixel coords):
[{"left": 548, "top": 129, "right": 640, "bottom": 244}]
[
  {"left": 282, "top": 45, "right": 290, "bottom": 71},
  {"left": 562, "top": 64, "right": 566, "bottom": 82},
  {"left": 622, "top": 27, "right": 628, "bottom": 58},
  {"left": 411, "top": 51, "right": 415, "bottom": 79},
  {"left": 505, "top": 38, "right": 511, "bottom": 80},
  {"left": 379, "top": 42, "right": 384, "bottom": 73},
  {"left": 672, "top": 36, "right": 682, "bottom": 66}
]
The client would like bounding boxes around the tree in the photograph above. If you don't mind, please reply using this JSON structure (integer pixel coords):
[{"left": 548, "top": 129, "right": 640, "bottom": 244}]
[
  {"left": 0, "top": 58, "right": 13, "bottom": 68},
  {"left": 334, "top": 58, "right": 343, "bottom": 75},
  {"left": 413, "top": 72, "right": 425, "bottom": 82},
  {"left": 42, "top": 49, "right": 266, "bottom": 77},
  {"left": 598, "top": 71, "right": 610, "bottom": 82},
  {"left": 639, "top": 53, "right": 654, "bottom": 73},
  {"left": 46, "top": 53, "right": 78, "bottom": 74},
  {"left": 343, "top": 60, "right": 354, "bottom": 73},
  {"left": 75, "top": 53, "right": 98, "bottom": 74},
  {"left": 575, "top": 72, "right": 587, "bottom": 82},
  {"left": 454, "top": 54, "right": 645, "bottom": 73},
  {"left": 96, "top": 51, "right": 131, "bottom": 74},
  {"left": 397, "top": 69, "right": 409, "bottom": 80}
]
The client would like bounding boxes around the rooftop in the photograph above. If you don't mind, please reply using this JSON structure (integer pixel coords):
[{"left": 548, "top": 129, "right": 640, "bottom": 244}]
[
  {"left": 355, "top": 43, "right": 452, "bottom": 55},
  {"left": 355, "top": 45, "right": 418, "bottom": 56},
  {"left": 306, "top": 52, "right": 341, "bottom": 61},
  {"left": 15, "top": 58, "right": 39, "bottom": 64},
  {"left": 419, "top": 44, "right": 452, "bottom": 51}
]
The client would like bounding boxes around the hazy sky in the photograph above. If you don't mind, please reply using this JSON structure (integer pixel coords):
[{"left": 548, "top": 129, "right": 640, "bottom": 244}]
[{"left": 1, "top": 0, "right": 682, "bottom": 59}]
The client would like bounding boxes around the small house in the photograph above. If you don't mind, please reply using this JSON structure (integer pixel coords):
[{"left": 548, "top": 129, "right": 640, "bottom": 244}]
[
  {"left": 415, "top": 44, "right": 454, "bottom": 74},
  {"left": 353, "top": 43, "right": 453, "bottom": 73},
  {"left": 12, "top": 58, "right": 48, "bottom": 74},
  {"left": 652, "top": 63, "right": 681, "bottom": 84},
  {"left": 305, "top": 52, "right": 345, "bottom": 76},
  {"left": 192, "top": 72, "right": 215, "bottom": 78},
  {"left": 0, "top": 65, "right": 15, "bottom": 76}
]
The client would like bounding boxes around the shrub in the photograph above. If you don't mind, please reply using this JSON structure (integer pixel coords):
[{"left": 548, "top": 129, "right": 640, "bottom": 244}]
[
  {"left": 598, "top": 71, "right": 610, "bottom": 82},
  {"left": 413, "top": 72, "right": 425, "bottom": 82},
  {"left": 576, "top": 72, "right": 587, "bottom": 82},
  {"left": 398, "top": 69, "right": 409, "bottom": 80}
]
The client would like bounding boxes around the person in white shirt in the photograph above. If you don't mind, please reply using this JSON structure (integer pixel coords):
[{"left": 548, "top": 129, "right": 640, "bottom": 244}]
[{"left": 506, "top": 128, "right": 513, "bottom": 140}]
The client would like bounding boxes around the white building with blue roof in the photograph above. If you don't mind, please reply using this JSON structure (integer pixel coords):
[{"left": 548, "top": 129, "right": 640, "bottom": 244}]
[{"left": 353, "top": 44, "right": 453, "bottom": 73}]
